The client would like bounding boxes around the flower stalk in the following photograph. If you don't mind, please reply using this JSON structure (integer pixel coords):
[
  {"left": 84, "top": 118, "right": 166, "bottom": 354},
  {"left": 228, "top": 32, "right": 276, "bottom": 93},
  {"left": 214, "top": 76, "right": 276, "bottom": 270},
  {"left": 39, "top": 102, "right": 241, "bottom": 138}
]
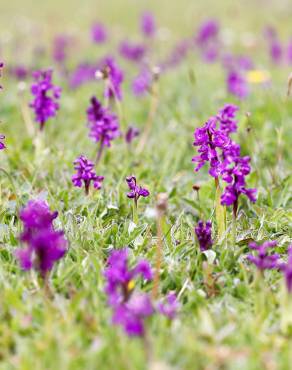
[
  {"left": 152, "top": 193, "right": 168, "bottom": 299},
  {"left": 214, "top": 178, "right": 226, "bottom": 242},
  {"left": 136, "top": 69, "right": 160, "bottom": 154}
]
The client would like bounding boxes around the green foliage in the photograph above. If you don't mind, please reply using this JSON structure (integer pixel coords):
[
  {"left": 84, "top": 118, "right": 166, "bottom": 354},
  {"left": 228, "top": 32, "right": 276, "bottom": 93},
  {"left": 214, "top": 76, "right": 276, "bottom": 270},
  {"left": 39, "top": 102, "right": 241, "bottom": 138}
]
[{"left": 0, "top": 0, "right": 292, "bottom": 369}]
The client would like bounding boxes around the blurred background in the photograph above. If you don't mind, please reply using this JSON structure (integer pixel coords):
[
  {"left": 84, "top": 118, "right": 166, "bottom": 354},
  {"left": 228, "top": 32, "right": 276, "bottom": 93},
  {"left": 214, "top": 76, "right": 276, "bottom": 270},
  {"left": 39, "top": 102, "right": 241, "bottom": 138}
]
[{"left": 1, "top": 0, "right": 292, "bottom": 36}]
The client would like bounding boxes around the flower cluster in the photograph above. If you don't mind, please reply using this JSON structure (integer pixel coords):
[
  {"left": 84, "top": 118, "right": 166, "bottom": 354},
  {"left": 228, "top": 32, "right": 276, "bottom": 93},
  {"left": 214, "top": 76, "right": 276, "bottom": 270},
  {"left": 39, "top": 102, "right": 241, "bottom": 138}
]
[
  {"left": 0, "top": 134, "right": 5, "bottom": 150},
  {"left": 119, "top": 41, "right": 146, "bottom": 63},
  {"left": 125, "top": 125, "right": 140, "bottom": 144},
  {"left": 52, "top": 34, "right": 71, "bottom": 64},
  {"left": 0, "top": 62, "right": 3, "bottom": 89},
  {"left": 162, "top": 39, "right": 191, "bottom": 70},
  {"left": 104, "top": 248, "right": 154, "bottom": 336},
  {"left": 220, "top": 149, "right": 257, "bottom": 207},
  {"left": 15, "top": 200, "right": 67, "bottom": 278},
  {"left": 287, "top": 40, "right": 292, "bottom": 65},
  {"left": 192, "top": 115, "right": 231, "bottom": 177},
  {"left": 247, "top": 241, "right": 279, "bottom": 271},
  {"left": 141, "top": 12, "right": 156, "bottom": 38},
  {"left": 0, "top": 62, "right": 5, "bottom": 150},
  {"left": 91, "top": 22, "right": 107, "bottom": 44},
  {"left": 192, "top": 104, "right": 257, "bottom": 208},
  {"left": 217, "top": 104, "right": 239, "bottom": 134},
  {"left": 195, "top": 19, "right": 220, "bottom": 62},
  {"left": 132, "top": 68, "right": 152, "bottom": 96},
  {"left": 222, "top": 52, "right": 252, "bottom": 99},
  {"left": 104, "top": 248, "right": 178, "bottom": 337},
  {"left": 158, "top": 292, "right": 179, "bottom": 320},
  {"left": 195, "top": 220, "right": 213, "bottom": 251},
  {"left": 98, "top": 57, "right": 124, "bottom": 101},
  {"left": 10, "top": 65, "right": 29, "bottom": 80},
  {"left": 264, "top": 27, "right": 283, "bottom": 64},
  {"left": 87, "top": 96, "right": 120, "bottom": 154},
  {"left": 222, "top": 54, "right": 254, "bottom": 72},
  {"left": 72, "top": 155, "right": 104, "bottom": 195},
  {"left": 126, "top": 176, "right": 150, "bottom": 203},
  {"left": 69, "top": 62, "right": 98, "bottom": 89},
  {"left": 30, "top": 69, "right": 61, "bottom": 130},
  {"left": 279, "top": 246, "right": 292, "bottom": 293},
  {"left": 226, "top": 70, "right": 249, "bottom": 100}
]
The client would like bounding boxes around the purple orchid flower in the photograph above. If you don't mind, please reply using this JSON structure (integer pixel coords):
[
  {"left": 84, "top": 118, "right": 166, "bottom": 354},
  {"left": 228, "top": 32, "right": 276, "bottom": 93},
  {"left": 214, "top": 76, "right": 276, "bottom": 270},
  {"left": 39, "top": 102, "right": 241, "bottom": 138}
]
[
  {"left": 195, "top": 220, "right": 213, "bottom": 252},
  {"left": 72, "top": 155, "right": 104, "bottom": 195},
  {"left": 126, "top": 176, "right": 150, "bottom": 204},
  {"left": 247, "top": 241, "right": 280, "bottom": 271},
  {"left": 104, "top": 248, "right": 153, "bottom": 337},
  {"left": 29, "top": 69, "right": 61, "bottom": 130},
  {"left": 15, "top": 200, "right": 67, "bottom": 278}
]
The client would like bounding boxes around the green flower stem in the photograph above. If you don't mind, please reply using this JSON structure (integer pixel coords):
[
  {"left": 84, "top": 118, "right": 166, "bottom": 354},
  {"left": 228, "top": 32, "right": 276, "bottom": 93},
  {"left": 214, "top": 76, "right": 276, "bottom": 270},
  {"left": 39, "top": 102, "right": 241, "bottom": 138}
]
[
  {"left": 231, "top": 200, "right": 238, "bottom": 247},
  {"left": 214, "top": 178, "right": 226, "bottom": 242},
  {"left": 281, "top": 286, "right": 292, "bottom": 334},
  {"left": 132, "top": 200, "right": 138, "bottom": 225},
  {"left": 136, "top": 80, "right": 159, "bottom": 155},
  {"left": 254, "top": 270, "right": 267, "bottom": 326}
]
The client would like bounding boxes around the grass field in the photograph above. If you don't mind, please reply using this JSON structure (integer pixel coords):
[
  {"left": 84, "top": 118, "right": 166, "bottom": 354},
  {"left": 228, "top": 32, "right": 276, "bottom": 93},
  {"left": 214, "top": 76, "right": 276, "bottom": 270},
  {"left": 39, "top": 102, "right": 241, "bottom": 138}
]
[{"left": 0, "top": 0, "right": 292, "bottom": 369}]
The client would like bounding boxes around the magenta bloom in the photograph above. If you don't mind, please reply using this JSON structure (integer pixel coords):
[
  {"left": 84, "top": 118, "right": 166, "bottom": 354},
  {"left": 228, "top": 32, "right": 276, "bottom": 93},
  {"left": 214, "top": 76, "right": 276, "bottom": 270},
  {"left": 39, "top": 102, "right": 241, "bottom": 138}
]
[
  {"left": 16, "top": 229, "right": 67, "bottom": 277},
  {"left": 20, "top": 200, "right": 58, "bottom": 234},
  {"left": 217, "top": 104, "right": 239, "bottom": 134},
  {"left": 0, "top": 134, "right": 5, "bottom": 150},
  {"left": 193, "top": 105, "right": 256, "bottom": 208},
  {"left": 158, "top": 292, "right": 179, "bottom": 319},
  {"left": 125, "top": 126, "right": 140, "bottom": 144},
  {"left": 195, "top": 220, "right": 213, "bottom": 252},
  {"left": 126, "top": 176, "right": 150, "bottom": 204},
  {"left": 87, "top": 96, "right": 120, "bottom": 159},
  {"left": 196, "top": 19, "right": 219, "bottom": 46},
  {"left": 222, "top": 53, "right": 251, "bottom": 100},
  {"left": 196, "top": 19, "right": 220, "bottom": 62},
  {"left": 192, "top": 115, "right": 231, "bottom": 177},
  {"left": 264, "top": 27, "right": 283, "bottom": 64},
  {"left": 52, "top": 34, "right": 71, "bottom": 64},
  {"left": 0, "top": 62, "right": 3, "bottom": 89},
  {"left": 162, "top": 39, "right": 191, "bottom": 69},
  {"left": 30, "top": 69, "right": 61, "bottom": 130},
  {"left": 10, "top": 65, "right": 29, "bottom": 80},
  {"left": 141, "top": 12, "right": 156, "bottom": 38},
  {"left": 112, "top": 293, "right": 153, "bottom": 337},
  {"left": 279, "top": 246, "right": 292, "bottom": 293},
  {"left": 247, "top": 241, "right": 279, "bottom": 271},
  {"left": 226, "top": 70, "right": 249, "bottom": 99},
  {"left": 287, "top": 40, "right": 292, "bottom": 65},
  {"left": 119, "top": 41, "right": 146, "bottom": 62},
  {"left": 270, "top": 41, "right": 283, "bottom": 64},
  {"left": 91, "top": 22, "right": 107, "bottom": 44},
  {"left": 72, "top": 155, "right": 104, "bottom": 195},
  {"left": 104, "top": 248, "right": 153, "bottom": 337},
  {"left": 15, "top": 200, "right": 67, "bottom": 278},
  {"left": 132, "top": 68, "right": 152, "bottom": 96},
  {"left": 220, "top": 151, "right": 257, "bottom": 207},
  {"left": 68, "top": 62, "right": 99, "bottom": 89},
  {"left": 222, "top": 54, "right": 253, "bottom": 72},
  {"left": 99, "top": 57, "right": 124, "bottom": 101},
  {"left": 0, "top": 63, "right": 6, "bottom": 150}
]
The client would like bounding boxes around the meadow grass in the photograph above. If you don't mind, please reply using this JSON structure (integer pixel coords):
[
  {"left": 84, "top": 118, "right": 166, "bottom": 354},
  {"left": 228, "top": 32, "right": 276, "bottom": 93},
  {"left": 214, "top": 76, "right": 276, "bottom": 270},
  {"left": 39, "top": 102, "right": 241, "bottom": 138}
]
[{"left": 0, "top": 0, "right": 292, "bottom": 369}]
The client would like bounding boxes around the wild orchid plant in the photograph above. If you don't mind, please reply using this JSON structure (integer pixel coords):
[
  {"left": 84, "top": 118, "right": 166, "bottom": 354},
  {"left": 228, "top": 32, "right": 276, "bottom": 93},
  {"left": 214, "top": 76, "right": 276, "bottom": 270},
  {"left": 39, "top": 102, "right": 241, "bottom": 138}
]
[
  {"left": 0, "top": 62, "right": 5, "bottom": 150},
  {"left": 29, "top": 69, "right": 61, "bottom": 130},
  {"left": 104, "top": 248, "right": 178, "bottom": 337},
  {"left": 86, "top": 96, "right": 120, "bottom": 163},
  {"left": 72, "top": 155, "right": 104, "bottom": 195},
  {"left": 126, "top": 175, "right": 149, "bottom": 223},
  {"left": 15, "top": 200, "right": 67, "bottom": 293},
  {"left": 192, "top": 104, "right": 256, "bottom": 242}
]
